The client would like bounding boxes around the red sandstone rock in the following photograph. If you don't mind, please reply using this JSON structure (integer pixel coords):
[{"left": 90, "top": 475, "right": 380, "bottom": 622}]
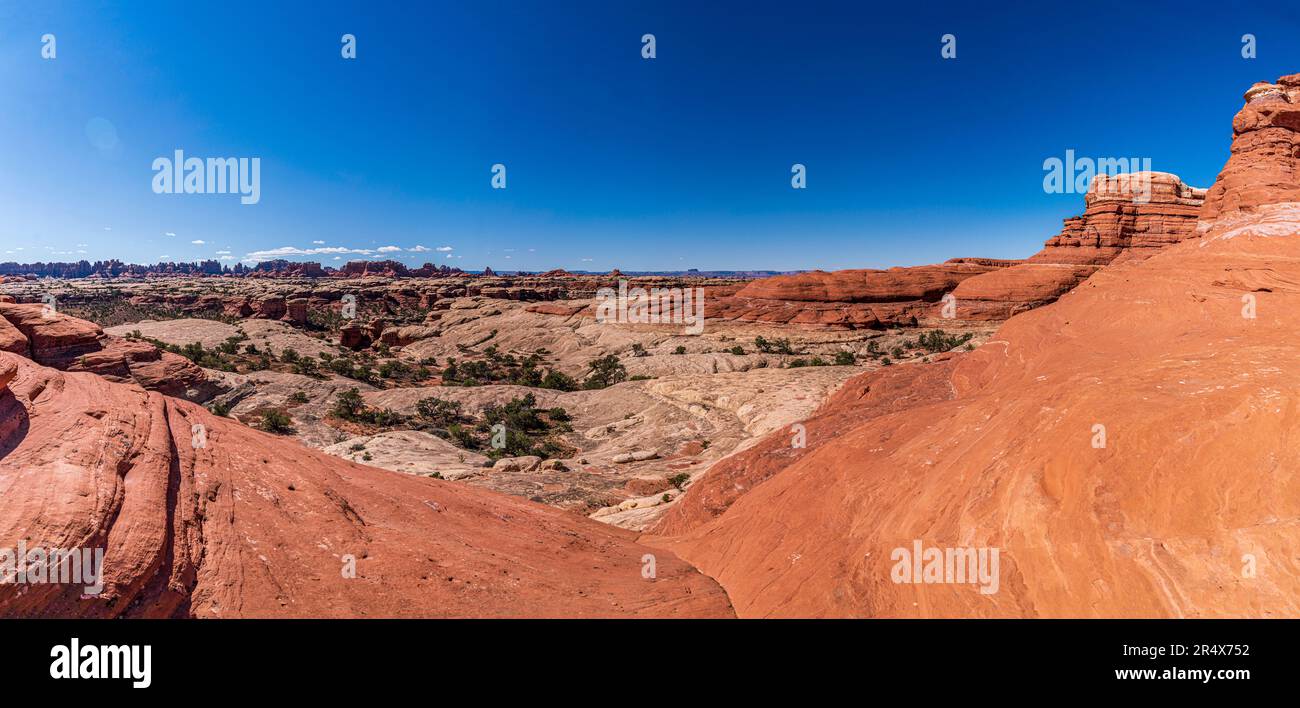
[
  {"left": 340, "top": 323, "right": 370, "bottom": 350},
  {"left": 647, "top": 75, "right": 1300, "bottom": 618},
  {"left": 0, "top": 352, "right": 732, "bottom": 618},
  {"left": 253, "top": 296, "right": 286, "bottom": 320},
  {"left": 222, "top": 297, "right": 254, "bottom": 318},
  {"left": 1198, "top": 74, "right": 1300, "bottom": 228},
  {"left": 0, "top": 316, "right": 26, "bottom": 354},
  {"left": 707, "top": 262, "right": 1009, "bottom": 329},
  {"left": 0, "top": 303, "right": 219, "bottom": 401},
  {"left": 283, "top": 298, "right": 310, "bottom": 325},
  {"left": 941, "top": 172, "right": 1206, "bottom": 321}
]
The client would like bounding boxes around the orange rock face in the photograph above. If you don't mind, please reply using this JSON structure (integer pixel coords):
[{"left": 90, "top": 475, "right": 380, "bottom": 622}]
[
  {"left": 0, "top": 302, "right": 217, "bottom": 401},
  {"left": 646, "top": 75, "right": 1300, "bottom": 618},
  {"left": 0, "top": 351, "right": 733, "bottom": 618}
]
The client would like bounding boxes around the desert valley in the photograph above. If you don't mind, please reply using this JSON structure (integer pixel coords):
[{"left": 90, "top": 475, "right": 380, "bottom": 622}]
[{"left": 4, "top": 73, "right": 1300, "bottom": 619}]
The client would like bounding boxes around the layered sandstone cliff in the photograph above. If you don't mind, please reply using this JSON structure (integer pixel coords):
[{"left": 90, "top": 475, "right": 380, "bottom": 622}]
[
  {"left": 708, "top": 260, "right": 1014, "bottom": 329},
  {"left": 948, "top": 172, "right": 1206, "bottom": 320}
]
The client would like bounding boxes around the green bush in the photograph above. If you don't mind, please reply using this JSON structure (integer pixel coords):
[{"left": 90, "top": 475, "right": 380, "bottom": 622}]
[{"left": 259, "top": 409, "right": 294, "bottom": 434}]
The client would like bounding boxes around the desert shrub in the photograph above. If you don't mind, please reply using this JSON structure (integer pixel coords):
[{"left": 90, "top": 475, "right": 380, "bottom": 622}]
[
  {"left": 583, "top": 355, "right": 626, "bottom": 389},
  {"left": 259, "top": 409, "right": 294, "bottom": 434},
  {"left": 755, "top": 336, "right": 794, "bottom": 355},
  {"left": 415, "top": 397, "right": 463, "bottom": 427},
  {"left": 917, "top": 329, "right": 975, "bottom": 353},
  {"left": 834, "top": 351, "right": 856, "bottom": 365},
  {"left": 332, "top": 388, "right": 366, "bottom": 420}
]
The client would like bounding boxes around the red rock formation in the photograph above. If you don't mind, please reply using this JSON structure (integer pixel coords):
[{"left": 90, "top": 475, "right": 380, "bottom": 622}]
[
  {"left": 339, "top": 323, "right": 370, "bottom": 350},
  {"left": 710, "top": 262, "right": 1010, "bottom": 329},
  {"left": 0, "top": 351, "right": 732, "bottom": 618},
  {"left": 283, "top": 298, "right": 310, "bottom": 325},
  {"left": 647, "top": 74, "right": 1300, "bottom": 618},
  {"left": 0, "top": 303, "right": 219, "bottom": 401},
  {"left": 945, "top": 172, "right": 1206, "bottom": 321},
  {"left": 222, "top": 297, "right": 254, "bottom": 318},
  {"left": 0, "top": 315, "right": 27, "bottom": 354},
  {"left": 252, "top": 296, "right": 286, "bottom": 320},
  {"left": 1196, "top": 73, "right": 1300, "bottom": 234},
  {"left": 339, "top": 260, "right": 411, "bottom": 278}
]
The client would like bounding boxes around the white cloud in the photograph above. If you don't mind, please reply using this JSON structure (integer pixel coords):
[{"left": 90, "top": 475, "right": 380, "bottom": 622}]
[
  {"left": 164, "top": 232, "right": 176, "bottom": 237},
  {"left": 191, "top": 239, "right": 205, "bottom": 245},
  {"left": 312, "top": 240, "right": 325, "bottom": 245},
  {"left": 215, "top": 250, "right": 231, "bottom": 255},
  {"left": 243, "top": 246, "right": 376, "bottom": 261},
  {"left": 377, "top": 245, "right": 401, "bottom": 253},
  {"left": 436, "top": 246, "right": 453, "bottom": 252},
  {"left": 408, "top": 245, "right": 431, "bottom": 252}
]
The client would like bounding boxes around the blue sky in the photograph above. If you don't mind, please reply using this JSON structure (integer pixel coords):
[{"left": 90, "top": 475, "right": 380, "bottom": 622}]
[{"left": 1, "top": 0, "right": 1298, "bottom": 272}]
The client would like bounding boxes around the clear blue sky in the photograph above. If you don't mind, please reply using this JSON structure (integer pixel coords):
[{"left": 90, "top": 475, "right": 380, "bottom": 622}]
[{"left": 2, "top": 0, "right": 1298, "bottom": 272}]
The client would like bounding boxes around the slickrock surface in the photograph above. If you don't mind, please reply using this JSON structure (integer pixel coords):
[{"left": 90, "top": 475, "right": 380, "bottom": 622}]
[
  {"left": 0, "top": 303, "right": 219, "bottom": 401},
  {"left": 0, "top": 351, "right": 732, "bottom": 618},
  {"left": 646, "top": 76, "right": 1300, "bottom": 618}
]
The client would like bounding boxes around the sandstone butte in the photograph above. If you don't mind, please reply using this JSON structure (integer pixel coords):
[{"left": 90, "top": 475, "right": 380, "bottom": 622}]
[
  {"left": 0, "top": 312, "right": 732, "bottom": 618},
  {"left": 646, "top": 74, "right": 1300, "bottom": 618},
  {"left": 707, "top": 171, "right": 1208, "bottom": 328}
]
